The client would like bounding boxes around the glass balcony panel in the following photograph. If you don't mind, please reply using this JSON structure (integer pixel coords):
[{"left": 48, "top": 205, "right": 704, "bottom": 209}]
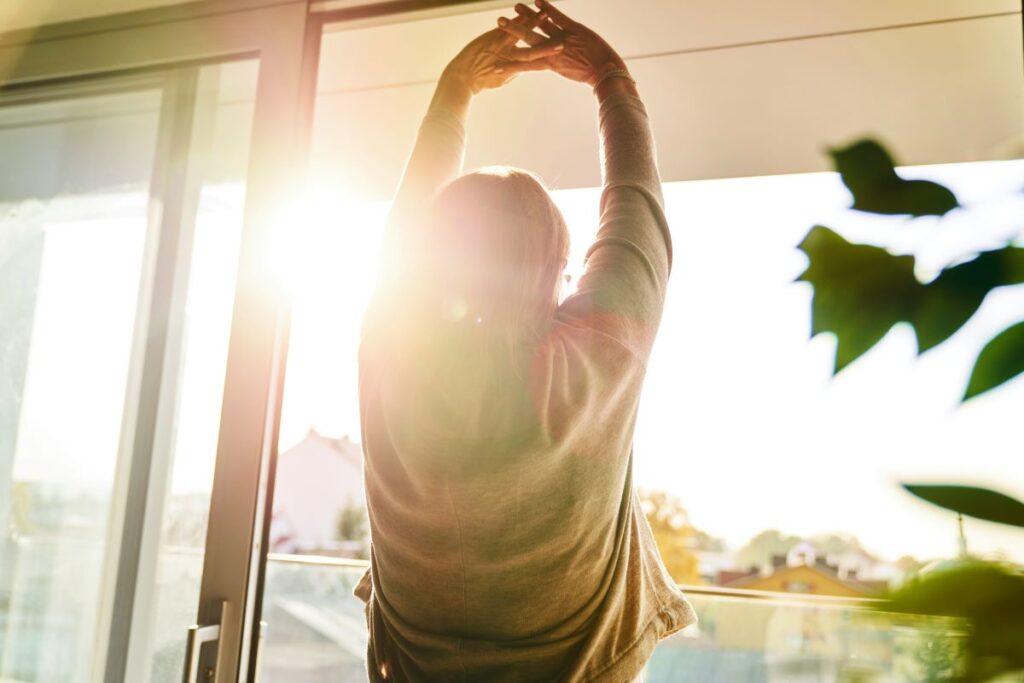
[{"left": 258, "top": 557, "right": 963, "bottom": 683}]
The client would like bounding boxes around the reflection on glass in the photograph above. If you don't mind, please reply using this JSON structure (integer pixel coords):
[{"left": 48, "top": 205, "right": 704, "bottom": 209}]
[{"left": 0, "top": 88, "right": 162, "bottom": 681}]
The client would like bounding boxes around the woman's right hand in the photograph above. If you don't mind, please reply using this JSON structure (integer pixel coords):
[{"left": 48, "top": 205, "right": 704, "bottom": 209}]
[{"left": 495, "top": 0, "right": 627, "bottom": 87}]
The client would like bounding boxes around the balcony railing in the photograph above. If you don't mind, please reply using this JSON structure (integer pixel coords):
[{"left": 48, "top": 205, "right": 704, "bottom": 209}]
[
  {"left": 0, "top": 538, "right": 967, "bottom": 682},
  {"left": 259, "top": 553, "right": 962, "bottom": 683}
]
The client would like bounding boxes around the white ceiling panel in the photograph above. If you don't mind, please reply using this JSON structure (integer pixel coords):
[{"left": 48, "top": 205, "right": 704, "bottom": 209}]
[
  {"left": 317, "top": 0, "right": 1019, "bottom": 92},
  {"left": 4, "top": 0, "right": 1016, "bottom": 37},
  {"left": 309, "top": 13, "right": 1023, "bottom": 200}
]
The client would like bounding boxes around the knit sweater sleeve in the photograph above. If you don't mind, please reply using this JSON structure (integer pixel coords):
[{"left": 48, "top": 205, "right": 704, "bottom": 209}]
[
  {"left": 557, "top": 92, "right": 672, "bottom": 362},
  {"left": 384, "top": 107, "right": 466, "bottom": 243},
  {"left": 363, "top": 106, "right": 467, "bottom": 341}
]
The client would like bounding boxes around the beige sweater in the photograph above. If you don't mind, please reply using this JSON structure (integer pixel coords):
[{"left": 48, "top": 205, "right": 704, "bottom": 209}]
[{"left": 355, "top": 89, "right": 695, "bottom": 682}]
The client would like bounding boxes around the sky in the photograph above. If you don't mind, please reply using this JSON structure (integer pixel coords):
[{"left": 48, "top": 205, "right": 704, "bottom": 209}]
[{"left": 10, "top": 158, "right": 1024, "bottom": 564}]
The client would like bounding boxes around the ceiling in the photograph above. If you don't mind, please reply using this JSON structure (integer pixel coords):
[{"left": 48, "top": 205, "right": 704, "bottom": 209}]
[{"left": 308, "top": 0, "right": 1024, "bottom": 198}]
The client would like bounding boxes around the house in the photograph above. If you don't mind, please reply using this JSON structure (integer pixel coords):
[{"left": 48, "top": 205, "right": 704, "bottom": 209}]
[
  {"left": 721, "top": 542, "right": 888, "bottom": 598},
  {"left": 270, "top": 430, "right": 365, "bottom": 554}
]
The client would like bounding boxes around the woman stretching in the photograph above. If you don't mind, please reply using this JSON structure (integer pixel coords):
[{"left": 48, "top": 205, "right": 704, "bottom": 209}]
[{"left": 354, "top": 2, "right": 695, "bottom": 680}]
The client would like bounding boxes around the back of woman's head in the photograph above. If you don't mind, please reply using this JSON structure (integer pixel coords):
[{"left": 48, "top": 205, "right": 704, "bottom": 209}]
[
  {"left": 379, "top": 168, "right": 568, "bottom": 447},
  {"left": 416, "top": 167, "right": 569, "bottom": 354}
]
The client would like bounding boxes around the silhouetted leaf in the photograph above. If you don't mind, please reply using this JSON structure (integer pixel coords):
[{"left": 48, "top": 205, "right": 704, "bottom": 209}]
[
  {"left": 903, "top": 484, "right": 1024, "bottom": 528},
  {"left": 796, "top": 226, "right": 918, "bottom": 372},
  {"left": 830, "top": 140, "right": 959, "bottom": 217},
  {"left": 915, "top": 249, "right": 1024, "bottom": 352},
  {"left": 797, "top": 227, "right": 1024, "bottom": 376},
  {"left": 964, "top": 322, "right": 1024, "bottom": 400}
]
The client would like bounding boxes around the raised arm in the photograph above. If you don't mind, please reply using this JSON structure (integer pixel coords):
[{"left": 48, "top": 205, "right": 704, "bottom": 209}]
[
  {"left": 497, "top": 1, "right": 671, "bottom": 361},
  {"left": 383, "top": 8, "right": 563, "bottom": 247},
  {"left": 382, "top": 73, "right": 470, "bottom": 242}
]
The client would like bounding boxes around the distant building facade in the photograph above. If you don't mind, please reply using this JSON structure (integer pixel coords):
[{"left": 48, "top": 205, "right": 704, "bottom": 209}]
[
  {"left": 270, "top": 430, "right": 366, "bottom": 555},
  {"left": 719, "top": 542, "right": 888, "bottom": 597}
]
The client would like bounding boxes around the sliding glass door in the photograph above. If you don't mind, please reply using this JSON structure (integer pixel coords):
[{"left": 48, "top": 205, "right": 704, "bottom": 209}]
[
  {"left": 0, "top": 78, "right": 167, "bottom": 683},
  {"left": 0, "top": 3, "right": 314, "bottom": 681}
]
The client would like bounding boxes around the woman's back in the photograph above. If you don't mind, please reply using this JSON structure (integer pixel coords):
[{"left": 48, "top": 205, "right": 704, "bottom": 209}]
[{"left": 359, "top": 310, "right": 681, "bottom": 681}]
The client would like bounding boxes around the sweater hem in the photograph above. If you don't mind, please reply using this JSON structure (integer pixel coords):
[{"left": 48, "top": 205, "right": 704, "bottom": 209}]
[{"left": 587, "top": 597, "right": 697, "bottom": 683}]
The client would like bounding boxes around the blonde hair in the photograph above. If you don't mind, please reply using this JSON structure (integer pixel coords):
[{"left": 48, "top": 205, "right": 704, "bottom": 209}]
[
  {"left": 375, "top": 167, "right": 569, "bottom": 441},
  {"left": 413, "top": 166, "right": 569, "bottom": 364}
]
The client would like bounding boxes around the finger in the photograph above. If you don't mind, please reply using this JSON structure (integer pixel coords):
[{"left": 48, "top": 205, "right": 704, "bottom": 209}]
[
  {"left": 495, "top": 58, "right": 552, "bottom": 75},
  {"left": 516, "top": 4, "right": 552, "bottom": 34},
  {"left": 516, "top": 4, "right": 562, "bottom": 37},
  {"left": 513, "top": 3, "right": 543, "bottom": 23},
  {"left": 497, "top": 16, "right": 546, "bottom": 46},
  {"left": 504, "top": 41, "right": 564, "bottom": 61},
  {"left": 536, "top": 17, "right": 564, "bottom": 38},
  {"left": 495, "top": 6, "right": 545, "bottom": 46},
  {"left": 490, "top": 10, "right": 531, "bottom": 41},
  {"left": 534, "top": 0, "right": 578, "bottom": 30}
]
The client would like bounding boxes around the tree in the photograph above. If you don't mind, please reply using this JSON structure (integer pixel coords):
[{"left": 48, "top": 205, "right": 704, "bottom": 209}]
[
  {"left": 735, "top": 529, "right": 799, "bottom": 571},
  {"left": 336, "top": 503, "right": 368, "bottom": 543},
  {"left": 639, "top": 490, "right": 701, "bottom": 585}
]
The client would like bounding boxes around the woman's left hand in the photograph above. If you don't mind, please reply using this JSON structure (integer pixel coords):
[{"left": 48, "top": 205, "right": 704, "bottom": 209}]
[{"left": 443, "top": 3, "right": 564, "bottom": 95}]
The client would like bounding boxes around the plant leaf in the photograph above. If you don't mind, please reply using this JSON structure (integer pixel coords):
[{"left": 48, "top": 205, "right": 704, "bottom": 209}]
[
  {"left": 829, "top": 140, "right": 959, "bottom": 217},
  {"left": 964, "top": 321, "right": 1024, "bottom": 400},
  {"left": 797, "top": 228, "right": 1024, "bottom": 379},
  {"left": 882, "top": 560, "right": 1024, "bottom": 682},
  {"left": 796, "top": 226, "right": 919, "bottom": 372},
  {"left": 914, "top": 248, "right": 1024, "bottom": 352},
  {"left": 903, "top": 484, "right": 1024, "bottom": 528},
  {"left": 884, "top": 560, "right": 1024, "bottom": 619}
]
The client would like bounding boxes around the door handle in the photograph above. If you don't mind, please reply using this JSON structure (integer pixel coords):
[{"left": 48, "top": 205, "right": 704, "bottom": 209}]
[{"left": 183, "top": 601, "right": 227, "bottom": 683}]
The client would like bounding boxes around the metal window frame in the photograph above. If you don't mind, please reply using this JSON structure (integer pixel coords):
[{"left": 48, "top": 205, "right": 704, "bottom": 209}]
[{"left": 114, "top": 64, "right": 223, "bottom": 683}]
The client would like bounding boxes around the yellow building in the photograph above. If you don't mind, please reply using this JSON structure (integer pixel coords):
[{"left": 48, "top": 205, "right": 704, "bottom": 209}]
[
  {"left": 728, "top": 562, "right": 881, "bottom": 598},
  {"left": 724, "top": 543, "right": 886, "bottom": 598}
]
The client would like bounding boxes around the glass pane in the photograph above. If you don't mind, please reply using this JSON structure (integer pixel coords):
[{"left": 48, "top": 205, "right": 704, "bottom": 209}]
[
  {"left": 0, "top": 87, "right": 162, "bottom": 682},
  {"left": 625, "top": 163, "right": 1024, "bottom": 574},
  {"left": 138, "top": 59, "right": 259, "bottom": 683},
  {"left": 259, "top": 557, "right": 963, "bottom": 683}
]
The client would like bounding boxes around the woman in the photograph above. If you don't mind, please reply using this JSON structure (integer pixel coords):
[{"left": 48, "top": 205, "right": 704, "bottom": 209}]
[{"left": 355, "top": 2, "right": 695, "bottom": 680}]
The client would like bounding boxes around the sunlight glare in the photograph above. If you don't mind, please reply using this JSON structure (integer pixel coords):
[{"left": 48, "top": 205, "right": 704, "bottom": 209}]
[
  {"left": 272, "top": 185, "right": 371, "bottom": 297},
  {"left": 272, "top": 183, "right": 391, "bottom": 450}
]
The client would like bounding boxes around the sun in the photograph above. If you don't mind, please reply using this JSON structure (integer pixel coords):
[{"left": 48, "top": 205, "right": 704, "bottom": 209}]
[{"left": 270, "top": 184, "right": 387, "bottom": 300}]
